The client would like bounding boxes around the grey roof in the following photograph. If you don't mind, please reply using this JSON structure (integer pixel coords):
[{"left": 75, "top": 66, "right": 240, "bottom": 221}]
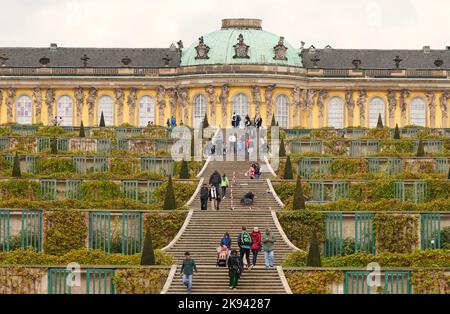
[
  {"left": 0, "top": 47, "right": 181, "bottom": 67},
  {"left": 301, "top": 48, "right": 450, "bottom": 70}
]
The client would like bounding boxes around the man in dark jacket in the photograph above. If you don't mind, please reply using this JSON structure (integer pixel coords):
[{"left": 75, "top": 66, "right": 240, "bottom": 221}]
[
  {"left": 200, "top": 184, "right": 209, "bottom": 210},
  {"left": 209, "top": 170, "right": 222, "bottom": 192}
]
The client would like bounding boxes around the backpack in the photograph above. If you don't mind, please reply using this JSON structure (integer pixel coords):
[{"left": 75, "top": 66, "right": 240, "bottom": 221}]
[{"left": 241, "top": 232, "right": 252, "bottom": 246}]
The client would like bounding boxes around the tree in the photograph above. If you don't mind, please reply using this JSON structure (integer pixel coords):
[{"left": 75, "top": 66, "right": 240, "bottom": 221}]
[
  {"left": 279, "top": 138, "right": 286, "bottom": 157},
  {"left": 50, "top": 138, "right": 58, "bottom": 154},
  {"left": 393, "top": 123, "right": 400, "bottom": 140},
  {"left": 270, "top": 114, "right": 276, "bottom": 127},
  {"left": 140, "top": 228, "right": 155, "bottom": 265},
  {"left": 79, "top": 121, "right": 86, "bottom": 138},
  {"left": 283, "top": 156, "right": 293, "bottom": 180},
  {"left": 202, "top": 113, "right": 209, "bottom": 129},
  {"left": 376, "top": 113, "right": 384, "bottom": 128},
  {"left": 12, "top": 152, "right": 21, "bottom": 178},
  {"left": 163, "top": 176, "right": 177, "bottom": 210},
  {"left": 416, "top": 138, "right": 425, "bottom": 157},
  {"left": 447, "top": 165, "right": 450, "bottom": 180},
  {"left": 99, "top": 111, "right": 106, "bottom": 127},
  {"left": 306, "top": 229, "right": 322, "bottom": 267},
  {"left": 190, "top": 133, "right": 195, "bottom": 158},
  {"left": 292, "top": 176, "right": 306, "bottom": 210},
  {"left": 179, "top": 160, "right": 190, "bottom": 179}
]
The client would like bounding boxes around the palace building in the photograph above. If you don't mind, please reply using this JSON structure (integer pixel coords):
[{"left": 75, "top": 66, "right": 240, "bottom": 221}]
[{"left": 1, "top": 18, "right": 449, "bottom": 129}]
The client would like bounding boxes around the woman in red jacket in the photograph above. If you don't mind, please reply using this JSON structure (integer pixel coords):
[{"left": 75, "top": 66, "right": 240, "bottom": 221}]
[{"left": 250, "top": 227, "right": 262, "bottom": 267}]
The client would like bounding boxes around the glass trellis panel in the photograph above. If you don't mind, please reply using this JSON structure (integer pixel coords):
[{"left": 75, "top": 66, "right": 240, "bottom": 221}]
[
  {"left": 367, "top": 140, "right": 380, "bottom": 155},
  {"left": 309, "top": 181, "right": 324, "bottom": 202},
  {"left": 0, "top": 210, "right": 10, "bottom": 252},
  {"left": 384, "top": 271, "right": 412, "bottom": 294},
  {"left": 155, "top": 139, "right": 169, "bottom": 152},
  {"left": 284, "top": 129, "right": 312, "bottom": 139},
  {"left": 386, "top": 158, "right": 402, "bottom": 176},
  {"left": 89, "top": 212, "right": 111, "bottom": 253},
  {"left": 57, "top": 138, "right": 69, "bottom": 152},
  {"left": 330, "top": 181, "right": 349, "bottom": 201},
  {"left": 21, "top": 210, "right": 42, "bottom": 251},
  {"left": 323, "top": 212, "right": 343, "bottom": 257},
  {"left": 289, "top": 141, "right": 302, "bottom": 154},
  {"left": 48, "top": 269, "right": 71, "bottom": 294},
  {"left": 86, "top": 269, "right": 115, "bottom": 294},
  {"left": 0, "top": 155, "right": 14, "bottom": 170},
  {"left": 394, "top": 181, "right": 427, "bottom": 204},
  {"left": 25, "top": 155, "right": 39, "bottom": 174},
  {"left": 310, "top": 141, "right": 323, "bottom": 154},
  {"left": 420, "top": 213, "right": 441, "bottom": 249},
  {"left": 0, "top": 137, "right": 10, "bottom": 150},
  {"left": 37, "top": 137, "right": 50, "bottom": 152},
  {"left": 434, "top": 158, "right": 448, "bottom": 173},
  {"left": 355, "top": 213, "right": 375, "bottom": 254},
  {"left": 121, "top": 180, "right": 139, "bottom": 201},
  {"left": 413, "top": 140, "right": 443, "bottom": 154},
  {"left": 97, "top": 139, "right": 112, "bottom": 154},
  {"left": 11, "top": 124, "right": 38, "bottom": 135},
  {"left": 122, "top": 212, "right": 142, "bottom": 255},
  {"left": 73, "top": 156, "right": 87, "bottom": 174},
  {"left": 93, "top": 156, "right": 108, "bottom": 173},
  {"left": 344, "top": 271, "right": 371, "bottom": 294},
  {"left": 298, "top": 158, "right": 312, "bottom": 179},
  {"left": 141, "top": 157, "right": 174, "bottom": 176},
  {"left": 117, "top": 139, "right": 129, "bottom": 151},
  {"left": 40, "top": 179, "right": 57, "bottom": 200},
  {"left": 62, "top": 126, "right": 75, "bottom": 133},
  {"left": 367, "top": 158, "right": 380, "bottom": 173},
  {"left": 350, "top": 141, "right": 362, "bottom": 157},
  {"left": 320, "top": 158, "right": 332, "bottom": 175},
  {"left": 145, "top": 180, "right": 164, "bottom": 204},
  {"left": 66, "top": 179, "right": 82, "bottom": 200}
]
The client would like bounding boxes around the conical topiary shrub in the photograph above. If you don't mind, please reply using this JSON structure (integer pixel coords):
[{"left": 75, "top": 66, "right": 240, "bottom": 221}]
[
  {"left": 448, "top": 166, "right": 450, "bottom": 179},
  {"left": 376, "top": 113, "right": 384, "bottom": 128},
  {"left": 12, "top": 152, "right": 21, "bottom": 178},
  {"left": 279, "top": 138, "right": 286, "bottom": 157},
  {"left": 190, "top": 133, "right": 195, "bottom": 158},
  {"left": 163, "top": 176, "right": 176, "bottom": 210},
  {"left": 292, "top": 176, "right": 306, "bottom": 210},
  {"left": 179, "top": 160, "right": 190, "bottom": 179},
  {"left": 50, "top": 138, "right": 57, "bottom": 155},
  {"left": 416, "top": 138, "right": 425, "bottom": 157},
  {"left": 140, "top": 228, "right": 155, "bottom": 265},
  {"left": 202, "top": 113, "right": 209, "bottom": 129},
  {"left": 283, "top": 156, "right": 293, "bottom": 180},
  {"left": 79, "top": 121, "right": 86, "bottom": 138},
  {"left": 99, "top": 111, "right": 106, "bottom": 127},
  {"left": 306, "top": 229, "right": 322, "bottom": 267},
  {"left": 270, "top": 114, "right": 276, "bottom": 127},
  {"left": 393, "top": 123, "right": 400, "bottom": 140}
]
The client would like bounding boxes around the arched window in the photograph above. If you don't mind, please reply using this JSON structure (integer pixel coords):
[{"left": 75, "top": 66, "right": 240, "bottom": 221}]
[
  {"left": 97, "top": 95, "right": 114, "bottom": 126},
  {"left": 410, "top": 97, "right": 426, "bottom": 127},
  {"left": 138, "top": 95, "right": 155, "bottom": 127},
  {"left": 327, "top": 97, "right": 344, "bottom": 128},
  {"left": 56, "top": 95, "right": 74, "bottom": 126},
  {"left": 16, "top": 95, "right": 33, "bottom": 124},
  {"left": 275, "top": 94, "right": 289, "bottom": 128},
  {"left": 192, "top": 94, "right": 207, "bottom": 128},
  {"left": 232, "top": 93, "right": 250, "bottom": 118},
  {"left": 368, "top": 97, "right": 386, "bottom": 128}
]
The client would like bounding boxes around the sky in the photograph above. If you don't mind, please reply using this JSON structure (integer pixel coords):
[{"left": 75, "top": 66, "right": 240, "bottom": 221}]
[{"left": 0, "top": 0, "right": 449, "bottom": 50}]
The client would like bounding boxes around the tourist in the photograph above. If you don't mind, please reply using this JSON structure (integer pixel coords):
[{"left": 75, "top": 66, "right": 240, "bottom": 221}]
[
  {"left": 209, "top": 170, "right": 222, "bottom": 192},
  {"left": 166, "top": 118, "right": 171, "bottom": 128},
  {"left": 180, "top": 252, "right": 197, "bottom": 294},
  {"left": 53, "top": 116, "right": 58, "bottom": 126},
  {"left": 199, "top": 183, "right": 209, "bottom": 210},
  {"left": 244, "top": 115, "right": 251, "bottom": 128},
  {"left": 248, "top": 164, "right": 255, "bottom": 179},
  {"left": 209, "top": 184, "right": 219, "bottom": 210},
  {"left": 237, "top": 226, "right": 252, "bottom": 270},
  {"left": 240, "top": 191, "right": 255, "bottom": 205},
  {"left": 262, "top": 228, "right": 276, "bottom": 268},
  {"left": 250, "top": 227, "right": 262, "bottom": 267},
  {"left": 228, "top": 133, "right": 237, "bottom": 154},
  {"left": 231, "top": 112, "right": 237, "bottom": 128},
  {"left": 254, "top": 163, "right": 261, "bottom": 179},
  {"left": 221, "top": 232, "right": 232, "bottom": 250},
  {"left": 221, "top": 174, "right": 229, "bottom": 199},
  {"left": 227, "top": 249, "right": 241, "bottom": 290},
  {"left": 236, "top": 114, "right": 241, "bottom": 128},
  {"left": 170, "top": 115, "right": 176, "bottom": 127},
  {"left": 58, "top": 116, "right": 63, "bottom": 126}
]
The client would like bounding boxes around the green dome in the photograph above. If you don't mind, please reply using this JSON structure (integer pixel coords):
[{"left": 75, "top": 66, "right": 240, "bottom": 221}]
[{"left": 181, "top": 19, "right": 302, "bottom": 67}]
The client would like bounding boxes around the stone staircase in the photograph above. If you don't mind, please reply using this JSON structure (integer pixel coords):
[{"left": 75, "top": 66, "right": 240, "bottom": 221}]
[{"left": 164, "top": 130, "right": 295, "bottom": 294}]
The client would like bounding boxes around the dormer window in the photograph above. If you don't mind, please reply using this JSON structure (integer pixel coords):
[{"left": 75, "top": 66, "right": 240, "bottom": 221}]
[
  {"left": 121, "top": 56, "right": 132, "bottom": 65},
  {"left": 39, "top": 57, "right": 50, "bottom": 65}
]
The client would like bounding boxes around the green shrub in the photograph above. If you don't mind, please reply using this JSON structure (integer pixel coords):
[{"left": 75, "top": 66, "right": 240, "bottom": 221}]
[
  {"left": 306, "top": 230, "right": 321, "bottom": 267},
  {"left": 441, "top": 227, "right": 450, "bottom": 249},
  {"left": 113, "top": 268, "right": 169, "bottom": 294},
  {"left": 0, "top": 180, "right": 39, "bottom": 200},
  {"left": 81, "top": 180, "right": 123, "bottom": 202},
  {"left": 141, "top": 229, "right": 155, "bottom": 265},
  {"left": 163, "top": 176, "right": 176, "bottom": 210},
  {"left": 179, "top": 160, "right": 189, "bottom": 179},
  {"left": 12, "top": 153, "right": 21, "bottom": 177},
  {"left": 144, "top": 212, "right": 187, "bottom": 249},
  {"left": 292, "top": 176, "right": 305, "bottom": 210},
  {"left": 39, "top": 158, "right": 75, "bottom": 175},
  {"left": 373, "top": 213, "right": 418, "bottom": 253},
  {"left": 79, "top": 121, "right": 86, "bottom": 137},
  {"left": 285, "top": 271, "right": 344, "bottom": 294},
  {"left": 277, "top": 211, "right": 324, "bottom": 250}
]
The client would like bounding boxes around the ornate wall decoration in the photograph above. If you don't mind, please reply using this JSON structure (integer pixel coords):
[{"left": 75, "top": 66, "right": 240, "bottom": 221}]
[
  {"left": 220, "top": 84, "right": 230, "bottom": 125},
  {"left": 358, "top": 90, "right": 367, "bottom": 126},
  {"left": 6, "top": 88, "right": 15, "bottom": 123},
  {"left": 166, "top": 88, "right": 177, "bottom": 119},
  {"left": 265, "top": 84, "right": 276, "bottom": 122},
  {"left": 156, "top": 86, "right": 166, "bottom": 126},
  {"left": 0, "top": 89, "right": 2, "bottom": 113},
  {"left": 87, "top": 87, "right": 97, "bottom": 126},
  {"left": 345, "top": 90, "right": 355, "bottom": 126},
  {"left": 32, "top": 88, "right": 42, "bottom": 123},
  {"left": 306, "top": 89, "right": 317, "bottom": 128},
  {"left": 439, "top": 91, "right": 450, "bottom": 127},
  {"left": 177, "top": 87, "right": 189, "bottom": 125},
  {"left": 424, "top": 91, "right": 436, "bottom": 128},
  {"left": 114, "top": 88, "right": 124, "bottom": 125},
  {"left": 273, "top": 36, "right": 288, "bottom": 61},
  {"left": 399, "top": 89, "right": 410, "bottom": 127},
  {"left": 127, "top": 87, "right": 137, "bottom": 125},
  {"left": 317, "top": 89, "right": 329, "bottom": 128},
  {"left": 205, "top": 85, "right": 216, "bottom": 124},
  {"left": 74, "top": 87, "right": 84, "bottom": 125},
  {"left": 387, "top": 89, "right": 397, "bottom": 127},
  {"left": 45, "top": 88, "right": 55, "bottom": 124},
  {"left": 194, "top": 36, "right": 210, "bottom": 60},
  {"left": 251, "top": 86, "right": 262, "bottom": 116},
  {"left": 291, "top": 87, "right": 301, "bottom": 120},
  {"left": 233, "top": 34, "right": 250, "bottom": 59}
]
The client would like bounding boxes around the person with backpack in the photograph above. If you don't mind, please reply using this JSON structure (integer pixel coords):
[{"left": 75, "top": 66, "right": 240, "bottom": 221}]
[
  {"left": 209, "top": 184, "right": 220, "bottom": 210},
  {"left": 199, "top": 183, "right": 209, "bottom": 210},
  {"left": 262, "top": 228, "right": 276, "bottom": 268},
  {"left": 250, "top": 227, "right": 262, "bottom": 267},
  {"left": 254, "top": 163, "right": 261, "bottom": 180},
  {"left": 227, "top": 249, "right": 241, "bottom": 290},
  {"left": 180, "top": 252, "right": 198, "bottom": 293},
  {"left": 209, "top": 170, "right": 222, "bottom": 192},
  {"left": 237, "top": 226, "right": 252, "bottom": 270},
  {"left": 221, "top": 174, "right": 230, "bottom": 199}
]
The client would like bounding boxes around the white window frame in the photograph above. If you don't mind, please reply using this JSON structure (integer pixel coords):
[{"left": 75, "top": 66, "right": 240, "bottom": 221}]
[
  {"left": 368, "top": 97, "right": 386, "bottom": 128},
  {"left": 192, "top": 94, "right": 207, "bottom": 128},
  {"left": 232, "top": 93, "right": 250, "bottom": 118},
  {"left": 275, "top": 94, "right": 289, "bottom": 128},
  {"left": 97, "top": 95, "right": 114, "bottom": 126},
  {"left": 138, "top": 95, "right": 155, "bottom": 127},
  {"left": 56, "top": 95, "right": 74, "bottom": 126},
  {"left": 16, "top": 95, "right": 33, "bottom": 124},
  {"left": 410, "top": 97, "right": 426, "bottom": 127},
  {"left": 327, "top": 96, "right": 345, "bottom": 128}
]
